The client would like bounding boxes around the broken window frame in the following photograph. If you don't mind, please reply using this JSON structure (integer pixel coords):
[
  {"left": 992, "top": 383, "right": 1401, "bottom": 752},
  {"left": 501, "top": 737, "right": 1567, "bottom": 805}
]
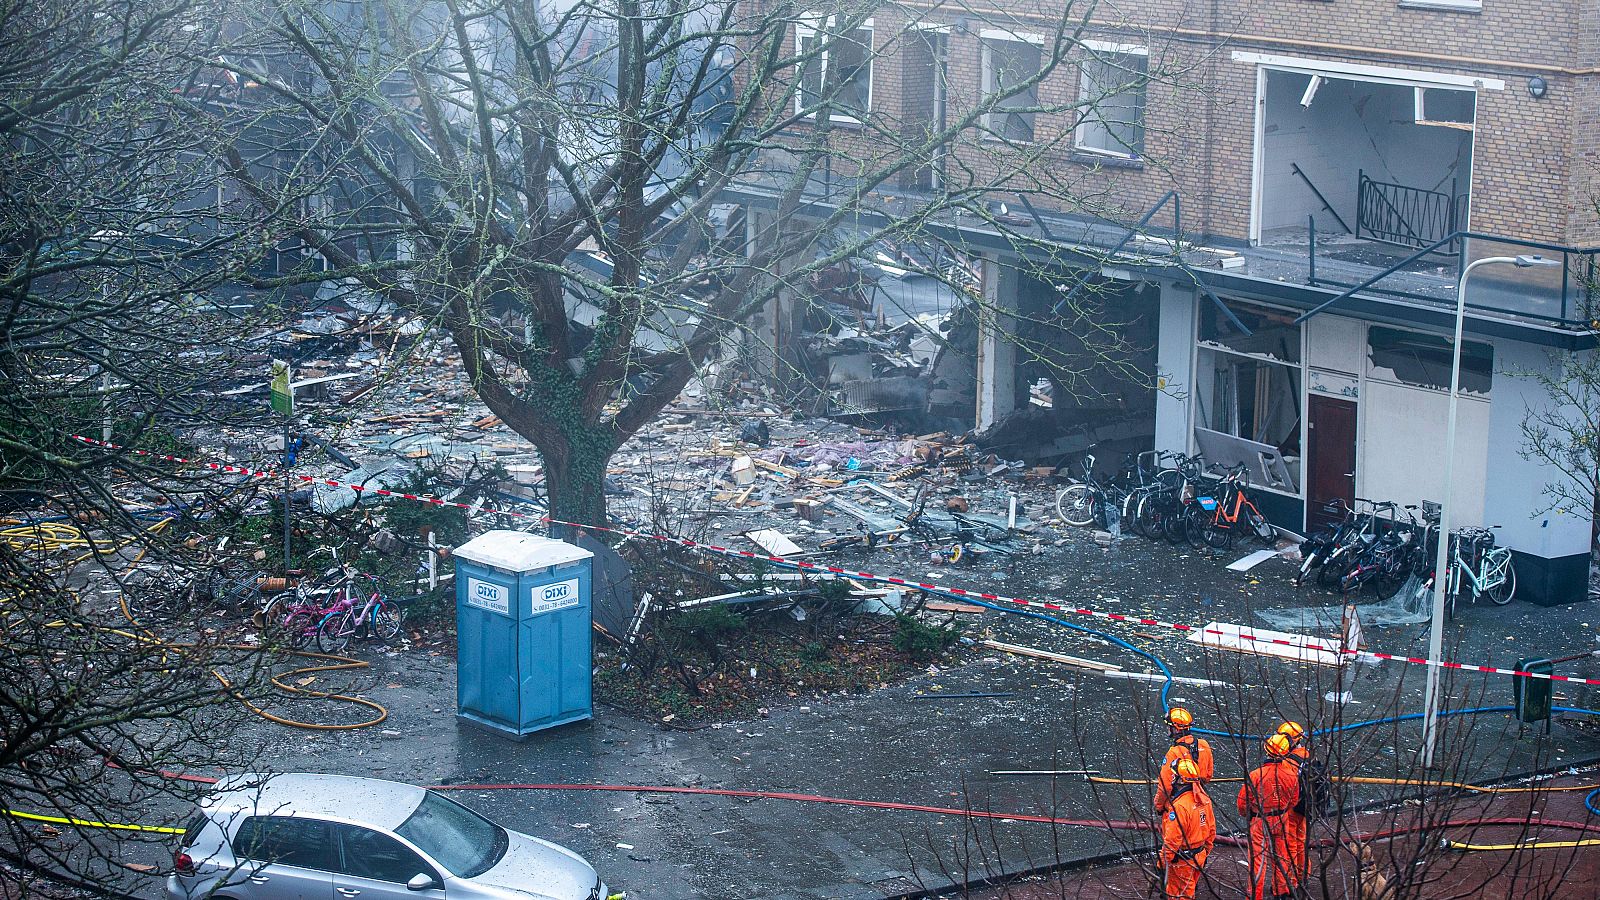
[
  {"left": 1074, "top": 41, "right": 1148, "bottom": 159},
  {"left": 1193, "top": 297, "right": 1304, "bottom": 496},
  {"left": 1366, "top": 324, "right": 1493, "bottom": 396},
  {"left": 980, "top": 30, "right": 1045, "bottom": 144},
  {"left": 1198, "top": 297, "right": 1303, "bottom": 365},
  {"left": 795, "top": 18, "right": 874, "bottom": 124},
  {"left": 1195, "top": 347, "right": 1304, "bottom": 495},
  {"left": 1413, "top": 86, "right": 1475, "bottom": 130}
]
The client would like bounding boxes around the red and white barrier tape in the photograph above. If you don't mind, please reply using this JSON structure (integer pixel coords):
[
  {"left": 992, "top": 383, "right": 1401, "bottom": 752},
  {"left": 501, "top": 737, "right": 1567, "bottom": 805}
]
[{"left": 69, "top": 434, "right": 1600, "bottom": 688}]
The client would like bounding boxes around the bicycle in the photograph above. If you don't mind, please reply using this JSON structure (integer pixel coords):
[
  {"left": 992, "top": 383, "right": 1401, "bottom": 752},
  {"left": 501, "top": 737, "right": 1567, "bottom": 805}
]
[
  {"left": 1314, "top": 498, "right": 1390, "bottom": 589},
  {"left": 1441, "top": 526, "right": 1516, "bottom": 619},
  {"left": 1185, "top": 464, "right": 1276, "bottom": 551},
  {"left": 1295, "top": 499, "right": 1355, "bottom": 587},
  {"left": 1338, "top": 505, "right": 1418, "bottom": 594},
  {"left": 1132, "top": 453, "right": 1205, "bottom": 544},
  {"left": 259, "top": 547, "right": 351, "bottom": 649},
  {"left": 1115, "top": 451, "right": 1186, "bottom": 539},
  {"left": 315, "top": 572, "right": 405, "bottom": 653},
  {"left": 1055, "top": 451, "right": 1131, "bottom": 533}
]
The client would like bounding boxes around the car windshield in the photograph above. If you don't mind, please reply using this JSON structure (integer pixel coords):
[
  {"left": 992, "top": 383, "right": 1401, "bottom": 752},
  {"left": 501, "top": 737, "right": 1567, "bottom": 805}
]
[{"left": 395, "top": 792, "right": 506, "bottom": 878}]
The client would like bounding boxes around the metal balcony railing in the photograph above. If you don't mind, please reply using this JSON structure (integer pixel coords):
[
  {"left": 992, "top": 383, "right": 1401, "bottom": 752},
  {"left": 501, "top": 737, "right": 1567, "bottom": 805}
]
[
  {"left": 1355, "top": 171, "right": 1462, "bottom": 252},
  {"left": 1305, "top": 226, "right": 1600, "bottom": 329}
]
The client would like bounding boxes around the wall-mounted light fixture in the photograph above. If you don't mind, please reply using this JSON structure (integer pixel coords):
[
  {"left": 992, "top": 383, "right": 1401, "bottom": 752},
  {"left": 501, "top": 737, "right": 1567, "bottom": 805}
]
[{"left": 1528, "top": 76, "right": 1549, "bottom": 100}]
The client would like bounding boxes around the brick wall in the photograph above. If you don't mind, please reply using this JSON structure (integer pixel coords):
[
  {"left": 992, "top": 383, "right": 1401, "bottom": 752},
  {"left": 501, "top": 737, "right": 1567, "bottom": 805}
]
[{"left": 758, "top": 0, "right": 1598, "bottom": 248}]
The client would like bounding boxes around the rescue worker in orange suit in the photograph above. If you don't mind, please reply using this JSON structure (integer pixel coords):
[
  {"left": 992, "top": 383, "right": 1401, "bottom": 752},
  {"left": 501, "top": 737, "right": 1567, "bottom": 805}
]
[
  {"left": 1237, "top": 733, "right": 1307, "bottom": 900},
  {"left": 1155, "top": 708, "right": 1214, "bottom": 814},
  {"left": 1159, "top": 758, "right": 1216, "bottom": 900}
]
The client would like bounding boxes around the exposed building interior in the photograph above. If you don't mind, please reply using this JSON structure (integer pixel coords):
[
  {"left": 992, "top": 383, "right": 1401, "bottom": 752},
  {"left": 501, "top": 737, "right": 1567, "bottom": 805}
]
[{"left": 1257, "top": 69, "right": 1475, "bottom": 253}]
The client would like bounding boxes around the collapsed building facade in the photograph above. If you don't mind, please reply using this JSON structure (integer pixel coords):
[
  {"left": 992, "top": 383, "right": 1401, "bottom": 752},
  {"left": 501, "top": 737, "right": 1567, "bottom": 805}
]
[{"left": 722, "top": 0, "right": 1600, "bottom": 606}]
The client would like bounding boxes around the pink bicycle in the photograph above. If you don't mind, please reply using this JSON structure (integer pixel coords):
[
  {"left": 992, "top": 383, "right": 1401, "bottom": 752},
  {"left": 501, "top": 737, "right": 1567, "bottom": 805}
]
[{"left": 314, "top": 573, "right": 404, "bottom": 652}]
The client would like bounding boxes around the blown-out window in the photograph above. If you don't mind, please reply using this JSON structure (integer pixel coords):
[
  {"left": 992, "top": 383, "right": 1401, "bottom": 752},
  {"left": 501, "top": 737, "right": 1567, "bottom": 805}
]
[
  {"left": 1367, "top": 326, "right": 1492, "bottom": 394},
  {"left": 797, "top": 19, "right": 872, "bottom": 121},
  {"left": 981, "top": 33, "right": 1043, "bottom": 143}
]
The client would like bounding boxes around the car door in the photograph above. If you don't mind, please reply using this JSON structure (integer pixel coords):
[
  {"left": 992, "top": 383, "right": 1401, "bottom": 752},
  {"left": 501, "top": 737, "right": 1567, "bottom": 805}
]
[
  {"left": 230, "top": 816, "right": 336, "bottom": 900},
  {"left": 333, "top": 823, "right": 445, "bottom": 900}
]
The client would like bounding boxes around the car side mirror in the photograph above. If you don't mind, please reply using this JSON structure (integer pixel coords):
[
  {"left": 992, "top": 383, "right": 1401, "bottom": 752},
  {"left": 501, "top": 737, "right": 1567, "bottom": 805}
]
[{"left": 406, "top": 873, "right": 441, "bottom": 891}]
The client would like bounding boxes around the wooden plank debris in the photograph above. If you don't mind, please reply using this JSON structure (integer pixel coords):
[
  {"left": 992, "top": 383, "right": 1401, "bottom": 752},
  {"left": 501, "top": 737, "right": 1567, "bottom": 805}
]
[
  {"left": 982, "top": 639, "right": 1124, "bottom": 672},
  {"left": 925, "top": 599, "right": 987, "bottom": 614}
]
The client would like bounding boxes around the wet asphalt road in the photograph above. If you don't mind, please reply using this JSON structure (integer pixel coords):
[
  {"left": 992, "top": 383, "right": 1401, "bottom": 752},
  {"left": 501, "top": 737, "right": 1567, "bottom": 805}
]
[{"left": 137, "top": 520, "right": 1600, "bottom": 899}]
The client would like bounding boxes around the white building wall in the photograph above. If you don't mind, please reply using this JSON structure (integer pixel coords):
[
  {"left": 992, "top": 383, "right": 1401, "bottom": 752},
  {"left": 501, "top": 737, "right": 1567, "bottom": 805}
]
[
  {"left": 1482, "top": 340, "right": 1593, "bottom": 560},
  {"left": 1358, "top": 380, "right": 1490, "bottom": 526}
]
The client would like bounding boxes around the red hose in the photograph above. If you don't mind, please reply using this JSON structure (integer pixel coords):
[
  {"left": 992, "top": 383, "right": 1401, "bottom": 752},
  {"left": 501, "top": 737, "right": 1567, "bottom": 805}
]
[
  {"left": 147, "top": 768, "right": 1600, "bottom": 847},
  {"left": 428, "top": 782, "right": 1154, "bottom": 831}
]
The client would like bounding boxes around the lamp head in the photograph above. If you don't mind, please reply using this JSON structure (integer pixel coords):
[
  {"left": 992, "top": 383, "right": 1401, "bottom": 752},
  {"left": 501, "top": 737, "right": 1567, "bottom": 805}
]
[{"left": 1514, "top": 255, "right": 1560, "bottom": 268}]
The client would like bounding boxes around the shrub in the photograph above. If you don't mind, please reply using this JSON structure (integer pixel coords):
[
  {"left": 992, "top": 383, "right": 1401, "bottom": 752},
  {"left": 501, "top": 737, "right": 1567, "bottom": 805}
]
[{"left": 892, "top": 614, "right": 961, "bottom": 660}]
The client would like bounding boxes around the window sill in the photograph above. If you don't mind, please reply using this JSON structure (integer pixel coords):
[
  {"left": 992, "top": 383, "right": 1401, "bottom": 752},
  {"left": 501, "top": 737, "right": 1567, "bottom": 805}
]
[
  {"left": 1396, "top": 0, "right": 1481, "bottom": 13},
  {"left": 1070, "top": 150, "right": 1144, "bottom": 170},
  {"left": 795, "top": 112, "right": 870, "bottom": 129}
]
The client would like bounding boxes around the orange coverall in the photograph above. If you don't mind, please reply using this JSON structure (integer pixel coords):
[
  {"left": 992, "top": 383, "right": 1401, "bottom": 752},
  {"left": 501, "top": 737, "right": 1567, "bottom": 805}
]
[
  {"left": 1155, "top": 734, "right": 1215, "bottom": 813},
  {"left": 1236, "top": 758, "right": 1307, "bottom": 900},
  {"left": 1160, "top": 780, "right": 1216, "bottom": 900}
]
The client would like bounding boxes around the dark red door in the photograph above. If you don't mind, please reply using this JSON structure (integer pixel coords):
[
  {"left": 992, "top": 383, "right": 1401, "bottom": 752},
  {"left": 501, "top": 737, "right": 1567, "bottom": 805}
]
[{"left": 1306, "top": 395, "right": 1357, "bottom": 532}]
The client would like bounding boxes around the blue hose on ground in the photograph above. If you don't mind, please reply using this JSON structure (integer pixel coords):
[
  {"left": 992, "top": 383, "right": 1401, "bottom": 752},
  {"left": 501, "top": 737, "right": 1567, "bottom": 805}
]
[{"left": 745, "top": 553, "right": 1600, "bottom": 811}]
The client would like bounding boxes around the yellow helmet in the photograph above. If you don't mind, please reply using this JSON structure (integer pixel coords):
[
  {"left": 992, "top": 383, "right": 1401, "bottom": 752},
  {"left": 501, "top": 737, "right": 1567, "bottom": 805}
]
[
  {"left": 1174, "top": 758, "right": 1202, "bottom": 782},
  {"left": 1277, "top": 721, "right": 1306, "bottom": 743},
  {"left": 1166, "top": 707, "right": 1194, "bottom": 729},
  {"left": 1265, "top": 733, "right": 1293, "bottom": 758}
]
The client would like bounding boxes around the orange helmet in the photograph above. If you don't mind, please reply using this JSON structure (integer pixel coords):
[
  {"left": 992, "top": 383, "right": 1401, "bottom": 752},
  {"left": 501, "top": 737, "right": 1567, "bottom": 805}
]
[
  {"left": 1174, "top": 758, "right": 1202, "bottom": 782},
  {"left": 1277, "top": 721, "right": 1306, "bottom": 743},
  {"left": 1265, "top": 733, "right": 1293, "bottom": 758},
  {"left": 1166, "top": 707, "right": 1194, "bottom": 730}
]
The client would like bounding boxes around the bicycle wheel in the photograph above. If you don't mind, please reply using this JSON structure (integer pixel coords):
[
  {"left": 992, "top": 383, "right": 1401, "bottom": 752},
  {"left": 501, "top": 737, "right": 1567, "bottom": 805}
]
[
  {"left": 1249, "top": 510, "right": 1277, "bottom": 546},
  {"left": 1486, "top": 558, "right": 1517, "bottom": 605},
  {"left": 1163, "top": 503, "right": 1189, "bottom": 544},
  {"left": 1293, "top": 543, "right": 1322, "bottom": 587},
  {"left": 316, "top": 611, "right": 353, "bottom": 653},
  {"left": 1317, "top": 548, "right": 1351, "bottom": 589},
  {"left": 1056, "top": 485, "right": 1096, "bottom": 528},
  {"left": 1121, "top": 491, "right": 1146, "bottom": 538},
  {"left": 279, "top": 610, "right": 319, "bottom": 650},
  {"left": 1135, "top": 493, "right": 1164, "bottom": 540},
  {"left": 1203, "top": 517, "right": 1234, "bottom": 551},
  {"left": 372, "top": 602, "right": 404, "bottom": 641},
  {"left": 1183, "top": 506, "right": 1211, "bottom": 550}
]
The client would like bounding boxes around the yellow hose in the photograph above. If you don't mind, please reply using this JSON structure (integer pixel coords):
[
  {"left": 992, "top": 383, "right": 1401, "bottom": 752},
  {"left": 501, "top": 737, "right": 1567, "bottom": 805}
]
[
  {"left": 0, "top": 807, "right": 185, "bottom": 835},
  {"left": 1089, "top": 774, "right": 1600, "bottom": 794},
  {"left": 1443, "top": 838, "right": 1600, "bottom": 851}
]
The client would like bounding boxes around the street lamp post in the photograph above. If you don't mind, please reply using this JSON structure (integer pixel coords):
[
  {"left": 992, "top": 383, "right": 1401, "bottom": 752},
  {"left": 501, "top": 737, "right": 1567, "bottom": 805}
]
[{"left": 1420, "top": 253, "right": 1560, "bottom": 770}]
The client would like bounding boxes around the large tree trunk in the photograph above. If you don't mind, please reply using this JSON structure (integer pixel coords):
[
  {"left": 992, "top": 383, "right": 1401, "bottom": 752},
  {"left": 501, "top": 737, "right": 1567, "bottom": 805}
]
[{"left": 535, "top": 426, "right": 618, "bottom": 530}]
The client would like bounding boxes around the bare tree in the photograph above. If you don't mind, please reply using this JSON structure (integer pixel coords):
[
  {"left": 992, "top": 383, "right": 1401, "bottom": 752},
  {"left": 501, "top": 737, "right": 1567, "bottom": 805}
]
[
  {"left": 2, "top": 0, "right": 288, "bottom": 890},
  {"left": 1516, "top": 352, "right": 1600, "bottom": 536},
  {"left": 208, "top": 0, "right": 1191, "bottom": 527}
]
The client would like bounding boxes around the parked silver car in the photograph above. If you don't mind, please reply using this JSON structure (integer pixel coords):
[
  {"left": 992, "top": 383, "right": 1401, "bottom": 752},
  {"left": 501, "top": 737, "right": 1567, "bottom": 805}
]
[{"left": 166, "top": 773, "right": 608, "bottom": 900}]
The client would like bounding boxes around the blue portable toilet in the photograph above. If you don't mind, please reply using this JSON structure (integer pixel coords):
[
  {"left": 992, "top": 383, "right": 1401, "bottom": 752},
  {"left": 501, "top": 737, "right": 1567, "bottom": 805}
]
[{"left": 454, "top": 530, "right": 594, "bottom": 739}]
